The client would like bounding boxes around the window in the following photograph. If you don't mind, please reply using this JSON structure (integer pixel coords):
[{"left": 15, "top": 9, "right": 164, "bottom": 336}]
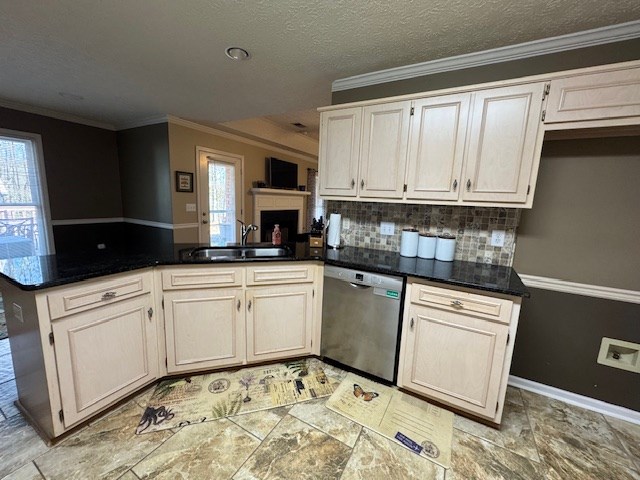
[{"left": 0, "top": 130, "right": 53, "bottom": 257}]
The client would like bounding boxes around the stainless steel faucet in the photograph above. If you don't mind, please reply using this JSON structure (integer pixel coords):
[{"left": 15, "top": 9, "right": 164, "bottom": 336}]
[{"left": 237, "top": 220, "right": 258, "bottom": 245}]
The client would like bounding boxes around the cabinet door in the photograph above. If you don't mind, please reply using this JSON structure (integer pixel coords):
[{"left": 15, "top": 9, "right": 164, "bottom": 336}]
[
  {"left": 52, "top": 294, "right": 158, "bottom": 427},
  {"left": 164, "top": 289, "right": 245, "bottom": 373},
  {"left": 400, "top": 303, "right": 508, "bottom": 419},
  {"left": 318, "top": 108, "right": 361, "bottom": 197},
  {"left": 545, "top": 67, "right": 640, "bottom": 123},
  {"left": 246, "top": 284, "right": 313, "bottom": 362},
  {"left": 406, "top": 94, "right": 470, "bottom": 201},
  {"left": 359, "top": 101, "right": 411, "bottom": 198},
  {"left": 462, "top": 83, "right": 545, "bottom": 203}
]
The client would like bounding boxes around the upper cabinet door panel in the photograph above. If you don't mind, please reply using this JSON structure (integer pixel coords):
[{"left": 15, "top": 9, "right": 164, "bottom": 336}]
[
  {"left": 359, "top": 101, "right": 411, "bottom": 198},
  {"left": 462, "top": 83, "right": 545, "bottom": 203},
  {"left": 545, "top": 67, "right": 640, "bottom": 123},
  {"left": 406, "top": 94, "right": 471, "bottom": 201},
  {"left": 318, "top": 108, "right": 362, "bottom": 197}
]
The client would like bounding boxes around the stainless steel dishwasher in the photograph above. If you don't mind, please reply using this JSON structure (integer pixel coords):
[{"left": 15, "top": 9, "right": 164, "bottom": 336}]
[{"left": 321, "top": 265, "right": 404, "bottom": 383}]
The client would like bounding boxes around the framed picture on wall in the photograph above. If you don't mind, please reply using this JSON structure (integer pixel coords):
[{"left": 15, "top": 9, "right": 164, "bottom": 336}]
[{"left": 175, "top": 171, "right": 193, "bottom": 192}]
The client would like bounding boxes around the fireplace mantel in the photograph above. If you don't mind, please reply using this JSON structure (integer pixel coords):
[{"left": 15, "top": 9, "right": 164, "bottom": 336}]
[{"left": 251, "top": 188, "right": 310, "bottom": 236}]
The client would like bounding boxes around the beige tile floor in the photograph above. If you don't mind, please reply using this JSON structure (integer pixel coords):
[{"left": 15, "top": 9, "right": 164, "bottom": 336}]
[{"left": 0, "top": 337, "right": 638, "bottom": 480}]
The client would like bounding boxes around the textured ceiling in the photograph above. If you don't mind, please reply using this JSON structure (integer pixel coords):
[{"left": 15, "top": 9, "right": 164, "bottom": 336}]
[{"left": 1, "top": 1, "right": 640, "bottom": 128}]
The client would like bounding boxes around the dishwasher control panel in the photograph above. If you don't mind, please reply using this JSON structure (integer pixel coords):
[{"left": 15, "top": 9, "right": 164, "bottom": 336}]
[{"left": 324, "top": 265, "right": 402, "bottom": 290}]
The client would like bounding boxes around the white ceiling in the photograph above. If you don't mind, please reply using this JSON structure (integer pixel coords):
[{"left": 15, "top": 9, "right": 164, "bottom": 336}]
[{"left": 1, "top": 1, "right": 640, "bottom": 130}]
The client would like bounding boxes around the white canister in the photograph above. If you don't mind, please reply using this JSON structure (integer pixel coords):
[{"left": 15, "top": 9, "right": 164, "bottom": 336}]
[
  {"left": 400, "top": 228, "right": 419, "bottom": 257},
  {"left": 435, "top": 234, "right": 456, "bottom": 262},
  {"left": 417, "top": 233, "right": 437, "bottom": 259}
]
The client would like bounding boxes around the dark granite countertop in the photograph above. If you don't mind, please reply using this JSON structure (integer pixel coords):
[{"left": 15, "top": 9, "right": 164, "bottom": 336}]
[{"left": 0, "top": 243, "right": 528, "bottom": 297}]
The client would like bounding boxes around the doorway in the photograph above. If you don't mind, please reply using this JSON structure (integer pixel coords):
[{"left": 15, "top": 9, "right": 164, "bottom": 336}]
[{"left": 196, "top": 148, "right": 244, "bottom": 246}]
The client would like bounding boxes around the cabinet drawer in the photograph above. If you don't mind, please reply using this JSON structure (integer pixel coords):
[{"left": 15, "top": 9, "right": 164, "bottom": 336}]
[
  {"left": 161, "top": 267, "right": 243, "bottom": 290},
  {"left": 246, "top": 264, "right": 314, "bottom": 286},
  {"left": 48, "top": 272, "right": 152, "bottom": 320},
  {"left": 410, "top": 283, "right": 512, "bottom": 324}
]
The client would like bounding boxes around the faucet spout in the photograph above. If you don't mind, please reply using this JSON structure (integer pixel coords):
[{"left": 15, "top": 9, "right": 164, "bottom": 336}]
[{"left": 237, "top": 220, "right": 258, "bottom": 245}]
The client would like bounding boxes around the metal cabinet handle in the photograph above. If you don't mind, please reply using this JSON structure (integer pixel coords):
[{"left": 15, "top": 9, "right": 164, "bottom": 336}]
[
  {"left": 101, "top": 291, "right": 116, "bottom": 301},
  {"left": 237, "top": 299, "right": 241, "bottom": 311},
  {"left": 466, "top": 179, "right": 471, "bottom": 191},
  {"left": 453, "top": 179, "right": 458, "bottom": 191},
  {"left": 351, "top": 179, "right": 355, "bottom": 189},
  {"left": 247, "top": 300, "right": 252, "bottom": 312},
  {"left": 410, "top": 318, "right": 414, "bottom": 330},
  {"left": 361, "top": 179, "right": 365, "bottom": 189},
  {"left": 451, "top": 300, "right": 463, "bottom": 308}
]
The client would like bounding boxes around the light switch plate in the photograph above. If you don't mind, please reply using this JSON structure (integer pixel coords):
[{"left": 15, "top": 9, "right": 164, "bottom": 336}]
[
  {"left": 13, "top": 303, "right": 23, "bottom": 323},
  {"left": 380, "top": 222, "right": 395, "bottom": 235},
  {"left": 186, "top": 203, "right": 197, "bottom": 212},
  {"left": 491, "top": 230, "right": 505, "bottom": 247}
]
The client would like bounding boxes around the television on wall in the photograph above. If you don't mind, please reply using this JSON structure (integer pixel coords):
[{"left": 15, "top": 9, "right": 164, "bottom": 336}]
[{"left": 266, "top": 157, "right": 298, "bottom": 189}]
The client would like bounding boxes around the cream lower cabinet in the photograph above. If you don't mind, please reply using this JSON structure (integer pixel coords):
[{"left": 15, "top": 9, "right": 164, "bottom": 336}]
[
  {"left": 164, "top": 288, "right": 245, "bottom": 373},
  {"left": 246, "top": 284, "right": 314, "bottom": 362},
  {"left": 52, "top": 293, "right": 158, "bottom": 427},
  {"left": 162, "top": 263, "right": 319, "bottom": 372},
  {"left": 398, "top": 280, "right": 521, "bottom": 424}
]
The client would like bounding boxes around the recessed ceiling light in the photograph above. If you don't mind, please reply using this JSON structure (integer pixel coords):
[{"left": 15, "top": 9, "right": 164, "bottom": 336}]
[
  {"left": 58, "top": 92, "right": 84, "bottom": 101},
  {"left": 225, "top": 47, "right": 250, "bottom": 61}
]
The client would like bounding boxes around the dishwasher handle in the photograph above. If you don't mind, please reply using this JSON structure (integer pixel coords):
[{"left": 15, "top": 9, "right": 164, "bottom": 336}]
[{"left": 349, "top": 282, "right": 372, "bottom": 289}]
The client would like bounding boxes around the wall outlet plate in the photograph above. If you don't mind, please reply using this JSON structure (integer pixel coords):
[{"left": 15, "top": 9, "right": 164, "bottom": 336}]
[
  {"left": 491, "top": 230, "right": 506, "bottom": 247},
  {"left": 380, "top": 222, "right": 395, "bottom": 236},
  {"left": 186, "top": 203, "right": 197, "bottom": 212},
  {"left": 597, "top": 337, "right": 640, "bottom": 373},
  {"left": 12, "top": 303, "right": 23, "bottom": 323}
]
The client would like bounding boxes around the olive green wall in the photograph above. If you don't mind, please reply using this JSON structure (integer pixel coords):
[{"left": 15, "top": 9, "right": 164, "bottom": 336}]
[
  {"left": 332, "top": 38, "right": 640, "bottom": 105},
  {"left": 168, "top": 122, "right": 317, "bottom": 243}
]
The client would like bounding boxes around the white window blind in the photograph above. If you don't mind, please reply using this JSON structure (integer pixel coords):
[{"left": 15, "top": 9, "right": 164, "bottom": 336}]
[{"left": 0, "top": 130, "right": 53, "bottom": 257}]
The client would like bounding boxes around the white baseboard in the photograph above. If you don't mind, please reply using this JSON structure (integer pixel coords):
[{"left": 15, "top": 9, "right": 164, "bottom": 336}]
[{"left": 509, "top": 375, "right": 640, "bottom": 425}]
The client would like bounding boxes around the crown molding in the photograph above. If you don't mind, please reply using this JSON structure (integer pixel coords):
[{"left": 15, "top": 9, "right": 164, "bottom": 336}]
[
  {"left": 166, "top": 115, "right": 318, "bottom": 163},
  {"left": 116, "top": 115, "right": 170, "bottom": 131},
  {"left": 519, "top": 274, "right": 640, "bottom": 305},
  {"left": 332, "top": 20, "right": 640, "bottom": 92},
  {"left": 0, "top": 98, "right": 116, "bottom": 130}
]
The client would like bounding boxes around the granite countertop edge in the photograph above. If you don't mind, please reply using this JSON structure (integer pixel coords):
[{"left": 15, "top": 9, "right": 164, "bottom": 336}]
[{"left": 0, "top": 244, "right": 529, "bottom": 298}]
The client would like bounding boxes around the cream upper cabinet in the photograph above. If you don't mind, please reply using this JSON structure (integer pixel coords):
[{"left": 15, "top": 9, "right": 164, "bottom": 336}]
[
  {"left": 461, "top": 83, "right": 545, "bottom": 204},
  {"left": 164, "top": 288, "right": 245, "bottom": 373},
  {"left": 52, "top": 290, "right": 158, "bottom": 427},
  {"left": 318, "top": 107, "right": 362, "bottom": 197},
  {"left": 398, "top": 281, "right": 519, "bottom": 424},
  {"left": 406, "top": 94, "right": 471, "bottom": 201},
  {"left": 359, "top": 101, "right": 412, "bottom": 198},
  {"left": 545, "top": 66, "right": 640, "bottom": 123}
]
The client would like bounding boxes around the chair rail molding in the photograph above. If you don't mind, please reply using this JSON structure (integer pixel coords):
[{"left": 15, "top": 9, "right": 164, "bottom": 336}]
[{"left": 519, "top": 274, "right": 640, "bottom": 305}]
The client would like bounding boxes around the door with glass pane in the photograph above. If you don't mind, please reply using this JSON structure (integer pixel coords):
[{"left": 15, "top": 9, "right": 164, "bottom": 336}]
[
  {"left": 198, "top": 150, "right": 243, "bottom": 246},
  {"left": 0, "top": 130, "right": 53, "bottom": 257}
]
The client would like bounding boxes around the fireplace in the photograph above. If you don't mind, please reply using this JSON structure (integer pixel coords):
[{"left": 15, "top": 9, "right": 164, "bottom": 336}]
[
  {"left": 260, "top": 210, "right": 298, "bottom": 243},
  {"left": 251, "top": 188, "right": 310, "bottom": 243}
]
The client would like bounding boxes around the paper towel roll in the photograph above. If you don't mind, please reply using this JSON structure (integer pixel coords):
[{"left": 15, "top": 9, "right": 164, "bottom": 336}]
[{"left": 327, "top": 213, "right": 341, "bottom": 248}]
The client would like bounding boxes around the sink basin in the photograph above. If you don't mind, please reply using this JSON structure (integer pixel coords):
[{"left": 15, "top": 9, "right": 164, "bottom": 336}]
[{"left": 183, "top": 245, "right": 293, "bottom": 261}]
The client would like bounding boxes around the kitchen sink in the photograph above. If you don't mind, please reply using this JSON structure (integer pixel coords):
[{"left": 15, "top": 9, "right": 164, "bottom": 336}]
[{"left": 182, "top": 245, "right": 293, "bottom": 261}]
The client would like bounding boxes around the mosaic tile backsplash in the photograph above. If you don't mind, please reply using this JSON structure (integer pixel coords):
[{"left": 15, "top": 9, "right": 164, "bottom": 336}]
[{"left": 326, "top": 201, "right": 521, "bottom": 266}]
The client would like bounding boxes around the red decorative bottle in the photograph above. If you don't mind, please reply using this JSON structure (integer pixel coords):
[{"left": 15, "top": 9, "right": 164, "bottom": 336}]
[{"left": 272, "top": 224, "right": 281, "bottom": 245}]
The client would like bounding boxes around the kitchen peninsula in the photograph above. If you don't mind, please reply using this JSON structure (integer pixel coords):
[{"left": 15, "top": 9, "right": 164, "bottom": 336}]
[{"left": 0, "top": 242, "right": 527, "bottom": 441}]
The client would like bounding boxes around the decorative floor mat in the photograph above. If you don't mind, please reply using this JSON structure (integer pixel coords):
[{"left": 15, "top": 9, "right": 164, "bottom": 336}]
[
  {"left": 326, "top": 372, "right": 454, "bottom": 469},
  {"left": 136, "top": 359, "right": 339, "bottom": 434}
]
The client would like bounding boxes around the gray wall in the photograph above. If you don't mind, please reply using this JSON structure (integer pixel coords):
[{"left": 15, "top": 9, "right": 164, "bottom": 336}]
[
  {"left": 0, "top": 106, "right": 122, "bottom": 219},
  {"left": 117, "top": 123, "right": 172, "bottom": 224},
  {"left": 333, "top": 38, "right": 640, "bottom": 104},
  {"left": 512, "top": 288, "right": 640, "bottom": 411},
  {"left": 514, "top": 137, "right": 640, "bottom": 291}
]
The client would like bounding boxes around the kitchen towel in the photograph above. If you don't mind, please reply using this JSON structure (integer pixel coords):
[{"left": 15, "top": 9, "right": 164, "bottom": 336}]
[{"left": 327, "top": 213, "right": 342, "bottom": 248}]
